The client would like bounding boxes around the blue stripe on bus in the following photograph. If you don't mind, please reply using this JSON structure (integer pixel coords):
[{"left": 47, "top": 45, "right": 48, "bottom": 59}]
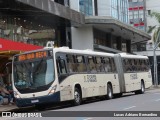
[{"left": 15, "top": 91, "right": 60, "bottom": 107}]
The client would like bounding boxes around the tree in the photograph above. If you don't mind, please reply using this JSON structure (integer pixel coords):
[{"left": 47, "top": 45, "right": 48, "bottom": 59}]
[
  {"left": 148, "top": 12, "right": 160, "bottom": 44},
  {"left": 148, "top": 12, "right": 160, "bottom": 86}
]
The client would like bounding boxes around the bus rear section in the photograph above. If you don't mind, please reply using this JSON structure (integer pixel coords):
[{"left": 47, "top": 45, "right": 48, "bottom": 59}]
[
  {"left": 115, "top": 53, "right": 152, "bottom": 94},
  {"left": 12, "top": 49, "right": 60, "bottom": 107}
]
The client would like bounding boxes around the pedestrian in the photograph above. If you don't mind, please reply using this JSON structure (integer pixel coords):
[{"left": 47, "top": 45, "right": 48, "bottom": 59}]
[
  {"left": 0, "top": 95, "right": 4, "bottom": 106},
  {"left": 6, "top": 81, "right": 14, "bottom": 103},
  {"left": 0, "top": 76, "right": 12, "bottom": 105}
]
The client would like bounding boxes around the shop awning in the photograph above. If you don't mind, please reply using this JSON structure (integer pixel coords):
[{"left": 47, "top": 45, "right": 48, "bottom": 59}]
[
  {"left": 0, "top": 38, "right": 43, "bottom": 52},
  {"left": 0, "top": 38, "right": 43, "bottom": 74}
]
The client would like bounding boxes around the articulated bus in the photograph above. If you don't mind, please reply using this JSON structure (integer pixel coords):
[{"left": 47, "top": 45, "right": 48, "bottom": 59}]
[{"left": 12, "top": 46, "right": 152, "bottom": 108}]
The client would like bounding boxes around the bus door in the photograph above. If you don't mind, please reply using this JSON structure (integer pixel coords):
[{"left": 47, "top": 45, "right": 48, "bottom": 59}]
[
  {"left": 56, "top": 53, "right": 73, "bottom": 101},
  {"left": 114, "top": 54, "right": 126, "bottom": 93}
]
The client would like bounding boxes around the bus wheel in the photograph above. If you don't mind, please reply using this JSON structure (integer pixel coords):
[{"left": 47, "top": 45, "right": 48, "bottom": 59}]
[
  {"left": 73, "top": 88, "right": 82, "bottom": 106},
  {"left": 107, "top": 84, "right": 113, "bottom": 100},
  {"left": 135, "top": 81, "right": 145, "bottom": 94}
]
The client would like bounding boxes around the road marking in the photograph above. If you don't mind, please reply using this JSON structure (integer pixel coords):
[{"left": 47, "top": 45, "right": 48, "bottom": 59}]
[
  {"left": 155, "top": 99, "right": 160, "bottom": 102},
  {"left": 83, "top": 118, "right": 92, "bottom": 120},
  {"left": 123, "top": 106, "right": 136, "bottom": 110}
]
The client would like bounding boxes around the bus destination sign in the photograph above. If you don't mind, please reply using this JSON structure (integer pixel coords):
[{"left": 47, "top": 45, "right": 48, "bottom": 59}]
[{"left": 18, "top": 51, "right": 47, "bottom": 61}]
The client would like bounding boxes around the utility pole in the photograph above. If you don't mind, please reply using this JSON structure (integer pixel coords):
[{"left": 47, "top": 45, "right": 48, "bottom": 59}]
[{"left": 153, "top": 31, "right": 160, "bottom": 87}]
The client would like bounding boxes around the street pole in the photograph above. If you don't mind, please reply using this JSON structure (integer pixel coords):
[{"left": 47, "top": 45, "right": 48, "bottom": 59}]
[{"left": 153, "top": 31, "right": 160, "bottom": 87}]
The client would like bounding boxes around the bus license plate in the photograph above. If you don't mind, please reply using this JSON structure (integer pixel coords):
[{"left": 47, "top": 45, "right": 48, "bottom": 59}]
[{"left": 31, "top": 100, "right": 39, "bottom": 103}]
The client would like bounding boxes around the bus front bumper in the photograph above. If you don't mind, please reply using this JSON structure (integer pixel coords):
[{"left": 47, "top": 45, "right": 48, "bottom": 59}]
[{"left": 15, "top": 91, "right": 60, "bottom": 107}]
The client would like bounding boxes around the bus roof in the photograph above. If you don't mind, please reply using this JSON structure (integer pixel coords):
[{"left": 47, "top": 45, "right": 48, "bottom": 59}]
[
  {"left": 13, "top": 47, "right": 148, "bottom": 59},
  {"left": 119, "top": 53, "right": 148, "bottom": 59},
  {"left": 53, "top": 47, "right": 115, "bottom": 57}
]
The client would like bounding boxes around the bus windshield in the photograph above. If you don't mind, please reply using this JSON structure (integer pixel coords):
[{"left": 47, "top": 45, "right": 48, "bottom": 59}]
[{"left": 13, "top": 57, "right": 55, "bottom": 93}]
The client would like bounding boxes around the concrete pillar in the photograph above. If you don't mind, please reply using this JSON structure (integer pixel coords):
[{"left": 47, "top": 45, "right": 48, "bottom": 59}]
[
  {"left": 107, "top": 33, "right": 112, "bottom": 48},
  {"left": 126, "top": 40, "right": 131, "bottom": 53},
  {"left": 117, "top": 36, "right": 122, "bottom": 51}
]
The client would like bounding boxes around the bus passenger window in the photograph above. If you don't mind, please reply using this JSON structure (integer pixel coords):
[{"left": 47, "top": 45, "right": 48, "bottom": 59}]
[
  {"left": 127, "top": 59, "right": 132, "bottom": 72},
  {"left": 137, "top": 59, "right": 141, "bottom": 71},
  {"left": 103, "top": 57, "right": 111, "bottom": 73},
  {"left": 76, "top": 55, "right": 87, "bottom": 72},
  {"left": 142, "top": 60, "right": 147, "bottom": 71},
  {"left": 146, "top": 60, "right": 150, "bottom": 71},
  {"left": 131, "top": 59, "right": 136, "bottom": 72},
  {"left": 57, "top": 58, "right": 67, "bottom": 74},
  {"left": 110, "top": 58, "right": 116, "bottom": 72},
  {"left": 66, "top": 55, "right": 77, "bottom": 73},
  {"left": 123, "top": 59, "right": 128, "bottom": 72},
  {"left": 88, "top": 56, "right": 97, "bottom": 73},
  {"left": 95, "top": 57, "right": 105, "bottom": 73}
]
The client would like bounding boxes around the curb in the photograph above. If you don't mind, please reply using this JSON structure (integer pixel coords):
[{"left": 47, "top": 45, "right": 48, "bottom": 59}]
[{"left": 0, "top": 106, "right": 35, "bottom": 115}]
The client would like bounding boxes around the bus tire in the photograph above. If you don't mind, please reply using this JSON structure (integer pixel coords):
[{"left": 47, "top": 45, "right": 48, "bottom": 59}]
[
  {"left": 107, "top": 84, "right": 113, "bottom": 100},
  {"left": 135, "top": 81, "right": 145, "bottom": 94},
  {"left": 73, "top": 87, "right": 82, "bottom": 106}
]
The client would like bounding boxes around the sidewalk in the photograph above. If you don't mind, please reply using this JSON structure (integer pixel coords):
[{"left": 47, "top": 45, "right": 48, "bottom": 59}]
[
  {"left": 0, "top": 104, "right": 18, "bottom": 113},
  {"left": 0, "top": 98, "right": 18, "bottom": 113}
]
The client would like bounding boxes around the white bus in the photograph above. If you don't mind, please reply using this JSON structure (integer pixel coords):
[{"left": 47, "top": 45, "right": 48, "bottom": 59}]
[{"left": 12, "top": 46, "right": 152, "bottom": 109}]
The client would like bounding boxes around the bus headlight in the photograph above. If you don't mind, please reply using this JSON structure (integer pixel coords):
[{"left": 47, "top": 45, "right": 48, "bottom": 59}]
[
  {"left": 14, "top": 91, "right": 21, "bottom": 99},
  {"left": 48, "top": 85, "right": 57, "bottom": 95}
]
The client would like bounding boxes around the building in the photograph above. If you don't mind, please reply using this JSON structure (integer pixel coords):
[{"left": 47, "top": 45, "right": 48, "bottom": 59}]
[
  {"left": 128, "top": 0, "right": 148, "bottom": 53},
  {"left": 134, "top": 0, "right": 160, "bottom": 84},
  {"left": 0, "top": 0, "right": 84, "bottom": 82},
  {"left": 0, "top": 0, "right": 151, "bottom": 83},
  {"left": 70, "top": 0, "right": 150, "bottom": 53},
  {"left": 0, "top": 0, "right": 84, "bottom": 48},
  {"left": 128, "top": 0, "right": 146, "bottom": 31}
]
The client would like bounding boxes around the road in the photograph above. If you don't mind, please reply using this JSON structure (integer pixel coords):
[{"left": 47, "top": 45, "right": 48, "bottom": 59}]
[{"left": 4, "top": 88, "right": 160, "bottom": 120}]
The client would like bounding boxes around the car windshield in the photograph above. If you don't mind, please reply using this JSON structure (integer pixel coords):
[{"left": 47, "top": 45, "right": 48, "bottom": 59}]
[{"left": 13, "top": 57, "right": 54, "bottom": 93}]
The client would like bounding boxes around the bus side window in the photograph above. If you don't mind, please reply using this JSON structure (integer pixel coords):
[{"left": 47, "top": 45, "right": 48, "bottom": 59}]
[
  {"left": 143, "top": 60, "right": 147, "bottom": 71},
  {"left": 66, "top": 54, "right": 77, "bottom": 73},
  {"left": 76, "top": 55, "right": 87, "bottom": 72},
  {"left": 124, "top": 59, "right": 126, "bottom": 72},
  {"left": 95, "top": 57, "right": 105, "bottom": 73},
  {"left": 146, "top": 59, "right": 150, "bottom": 71},
  {"left": 137, "top": 59, "right": 141, "bottom": 72},
  {"left": 88, "top": 56, "right": 97, "bottom": 73},
  {"left": 110, "top": 58, "right": 116, "bottom": 73},
  {"left": 104, "top": 57, "right": 111, "bottom": 73},
  {"left": 136, "top": 59, "right": 139, "bottom": 72},
  {"left": 57, "top": 57, "right": 67, "bottom": 75},
  {"left": 127, "top": 59, "right": 132, "bottom": 72},
  {"left": 130, "top": 59, "right": 135, "bottom": 72}
]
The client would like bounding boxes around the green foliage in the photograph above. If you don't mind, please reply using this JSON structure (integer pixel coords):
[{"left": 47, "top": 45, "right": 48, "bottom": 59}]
[
  {"left": 147, "top": 26, "right": 156, "bottom": 33},
  {"left": 150, "top": 12, "right": 160, "bottom": 24},
  {"left": 149, "top": 12, "right": 160, "bottom": 44}
]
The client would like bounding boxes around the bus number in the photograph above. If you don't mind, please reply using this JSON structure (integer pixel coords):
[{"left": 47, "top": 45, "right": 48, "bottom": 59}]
[
  {"left": 130, "top": 73, "right": 138, "bottom": 80},
  {"left": 84, "top": 75, "right": 97, "bottom": 82}
]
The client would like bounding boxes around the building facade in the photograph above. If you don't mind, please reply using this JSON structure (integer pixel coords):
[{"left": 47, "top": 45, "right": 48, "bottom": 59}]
[
  {"left": 134, "top": 0, "right": 160, "bottom": 84},
  {"left": 128, "top": 0, "right": 146, "bottom": 31},
  {"left": 0, "top": 0, "right": 84, "bottom": 81},
  {"left": 70, "top": 0, "right": 150, "bottom": 53},
  {"left": 0, "top": 0, "right": 84, "bottom": 48},
  {"left": 78, "top": 0, "right": 129, "bottom": 23}
]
